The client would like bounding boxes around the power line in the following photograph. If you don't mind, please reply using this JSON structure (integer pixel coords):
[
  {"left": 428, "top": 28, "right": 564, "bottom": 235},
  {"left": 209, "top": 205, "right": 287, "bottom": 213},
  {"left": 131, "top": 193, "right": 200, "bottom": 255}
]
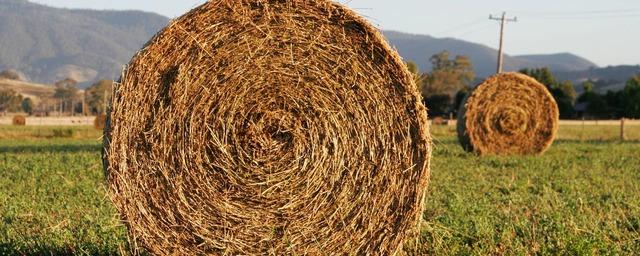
[
  {"left": 454, "top": 22, "right": 495, "bottom": 38},
  {"left": 515, "top": 8, "right": 640, "bottom": 16},
  {"left": 435, "top": 17, "right": 487, "bottom": 35},
  {"left": 525, "top": 14, "right": 640, "bottom": 20},
  {"left": 513, "top": 8, "right": 640, "bottom": 20}
]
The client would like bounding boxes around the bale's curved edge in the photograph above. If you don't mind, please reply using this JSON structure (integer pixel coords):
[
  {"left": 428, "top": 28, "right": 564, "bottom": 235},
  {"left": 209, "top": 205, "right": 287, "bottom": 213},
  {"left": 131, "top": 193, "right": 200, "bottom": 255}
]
[
  {"left": 103, "top": 0, "right": 432, "bottom": 255},
  {"left": 456, "top": 96, "right": 472, "bottom": 152},
  {"left": 457, "top": 72, "right": 559, "bottom": 155}
]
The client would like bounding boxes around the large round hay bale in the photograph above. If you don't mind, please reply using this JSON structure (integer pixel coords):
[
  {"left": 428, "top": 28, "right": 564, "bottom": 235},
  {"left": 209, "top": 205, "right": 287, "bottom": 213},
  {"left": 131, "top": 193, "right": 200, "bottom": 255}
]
[
  {"left": 94, "top": 114, "right": 107, "bottom": 130},
  {"left": 12, "top": 115, "right": 26, "bottom": 126},
  {"left": 457, "top": 72, "right": 559, "bottom": 155},
  {"left": 103, "top": 1, "right": 432, "bottom": 255}
]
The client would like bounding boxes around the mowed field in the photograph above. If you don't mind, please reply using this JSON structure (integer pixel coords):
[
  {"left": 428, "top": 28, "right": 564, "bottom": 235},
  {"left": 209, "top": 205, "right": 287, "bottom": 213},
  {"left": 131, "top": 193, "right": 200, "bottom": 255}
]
[{"left": 0, "top": 125, "right": 639, "bottom": 255}]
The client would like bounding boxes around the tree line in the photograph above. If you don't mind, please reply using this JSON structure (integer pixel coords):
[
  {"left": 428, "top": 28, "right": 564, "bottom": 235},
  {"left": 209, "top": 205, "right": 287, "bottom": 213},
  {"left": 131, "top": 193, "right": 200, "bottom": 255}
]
[
  {"left": 0, "top": 70, "right": 112, "bottom": 116},
  {"left": 2, "top": 60, "right": 640, "bottom": 119},
  {"left": 407, "top": 51, "right": 640, "bottom": 119}
]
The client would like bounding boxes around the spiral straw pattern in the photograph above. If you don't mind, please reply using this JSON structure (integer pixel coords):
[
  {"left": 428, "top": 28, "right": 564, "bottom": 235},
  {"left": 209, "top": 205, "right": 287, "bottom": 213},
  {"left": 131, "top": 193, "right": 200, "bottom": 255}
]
[
  {"left": 457, "top": 72, "right": 559, "bottom": 155},
  {"left": 103, "top": 0, "right": 432, "bottom": 254}
]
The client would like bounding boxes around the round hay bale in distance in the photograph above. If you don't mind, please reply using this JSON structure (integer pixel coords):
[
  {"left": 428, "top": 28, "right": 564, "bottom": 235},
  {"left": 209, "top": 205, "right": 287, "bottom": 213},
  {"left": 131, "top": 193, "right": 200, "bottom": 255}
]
[
  {"left": 457, "top": 72, "right": 559, "bottom": 155},
  {"left": 12, "top": 115, "right": 26, "bottom": 126},
  {"left": 432, "top": 116, "right": 448, "bottom": 126},
  {"left": 103, "top": 1, "right": 432, "bottom": 255},
  {"left": 94, "top": 114, "right": 107, "bottom": 130}
]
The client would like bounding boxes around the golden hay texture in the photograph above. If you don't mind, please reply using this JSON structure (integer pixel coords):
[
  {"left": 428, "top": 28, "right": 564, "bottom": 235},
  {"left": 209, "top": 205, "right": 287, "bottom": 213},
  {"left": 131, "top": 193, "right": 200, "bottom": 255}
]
[
  {"left": 103, "top": 0, "right": 432, "bottom": 255},
  {"left": 457, "top": 72, "right": 559, "bottom": 155},
  {"left": 12, "top": 115, "right": 26, "bottom": 126},
  {"left": 94, "top": 114, "right": 107, "bottom": 130}
]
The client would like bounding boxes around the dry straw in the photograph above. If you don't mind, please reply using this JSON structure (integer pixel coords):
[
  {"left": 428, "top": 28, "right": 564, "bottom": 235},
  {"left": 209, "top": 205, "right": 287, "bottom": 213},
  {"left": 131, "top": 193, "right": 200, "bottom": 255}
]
[
  {"left": 12, "top": 115, "right": 26, "bottom": 126},
  {"left": 103, "top": 0, "right": 432, "bottom": 255},
  {"left": 457, "top": 72, "right": 559, "bottom": 155}
]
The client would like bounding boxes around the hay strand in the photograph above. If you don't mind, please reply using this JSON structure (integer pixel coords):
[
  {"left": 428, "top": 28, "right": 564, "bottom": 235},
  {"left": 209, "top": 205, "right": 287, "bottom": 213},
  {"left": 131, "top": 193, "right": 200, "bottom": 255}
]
[
  {"left": 103, "top": 0, "right": 432, "bottom": 255},
  {"left": 457, "top": 72, "right": 559, "bottom": 155}
]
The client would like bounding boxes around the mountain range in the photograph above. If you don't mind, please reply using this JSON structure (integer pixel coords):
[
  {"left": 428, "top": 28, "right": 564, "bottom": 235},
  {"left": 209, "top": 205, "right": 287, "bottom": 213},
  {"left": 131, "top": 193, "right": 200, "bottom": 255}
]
[
  {"left": 0, "top": 0, "right": 166, "bottom": 85},
  {"left": 0, "top": 0, "right": 637, "bottom": 90},
  {"left": 382, "top": 31, "right": 597, "bottom": 77}
]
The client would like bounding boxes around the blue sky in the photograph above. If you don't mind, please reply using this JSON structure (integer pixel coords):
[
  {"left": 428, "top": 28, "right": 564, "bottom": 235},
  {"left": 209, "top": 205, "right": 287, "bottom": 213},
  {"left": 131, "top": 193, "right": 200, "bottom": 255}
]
[{"left": 30, "top": 0, "right": 640, "bottom": 67}]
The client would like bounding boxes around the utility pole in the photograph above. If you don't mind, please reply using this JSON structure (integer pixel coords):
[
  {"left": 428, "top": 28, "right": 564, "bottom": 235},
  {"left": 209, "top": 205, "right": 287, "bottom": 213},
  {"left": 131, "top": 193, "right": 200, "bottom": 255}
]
[
  {"left": 490, "top": 12, "right": 517, "bottom": 74},
  {"left": 103, "top": 89, "right": 108, "bottom": 115},
  {"left": 82, "top": 90, "right": 86, "bottom": 116},
  {"left": 621, "top": 118, "right": 626, "bottom": 141}
]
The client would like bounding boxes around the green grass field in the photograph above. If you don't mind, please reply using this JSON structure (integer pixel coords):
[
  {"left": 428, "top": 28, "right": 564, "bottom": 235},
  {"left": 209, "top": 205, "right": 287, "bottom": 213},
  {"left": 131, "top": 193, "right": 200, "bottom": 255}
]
[{"left": 0, "top": 125, "right": 639, "bottom": 255}]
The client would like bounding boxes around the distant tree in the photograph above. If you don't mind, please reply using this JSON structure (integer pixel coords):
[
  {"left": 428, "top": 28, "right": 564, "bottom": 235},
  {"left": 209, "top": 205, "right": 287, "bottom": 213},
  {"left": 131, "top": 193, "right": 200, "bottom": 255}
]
[
  {"left": 586, "top": 95, "right": 608, "bottom": 119},
  {"left": 552, "top": 81, "right": 578, "bottom": 118},
  {"left": 406, "top": 61, "right": 419, "bottom": 79},
  {"left": 430, "top": 51, "right": 452, "bottom": 71},
  {"left": 603, "top": 90, "right": 624, "bottom": 118},
  {"left": 519, "top": 68, "right": 557, "bottom": 88},
  {"left": 577, "top": 83, "right": 609, "bottom": 119},
  {"left": 0, "top": 88, "right": 24, "bottom": 112},
  {"left": 54, "top": 78, "right": 79, "bottom": 114},
  {"left": 54, "top": 78, "right": 78, "bottom": 98},
  {"left": 582, "top": 81, "right": 594, "bottom": 93},
  {"left": 453, "top": 55, "right": 475, "bottom": 82},
  {"left": 423, "top": 51, "right": 475, "bottom": 117},
  {"left": 405, "top": 61, "right": 423, "bottom": 91},
  {"left": 0, "top": 69, "right": 22, "bottom": 80},
  {"left": 622, "top": 75, "right": 640, "bottom": 118},
  {"left": 520, "top": 68, "right": 575, "bottom": 119},
  {"left": 85, "top": 80, "right": 113, "bottom": 115},
  {"left": 36, "top": 97, "right": 57, "bottom": 116},
  {"left": 423, "top": 51, "right": 475, "bottom": 96},
  {"left": 21, "top": 98, "right": 34, "bottom": 115},
  {"left": 558, "top": 81, "right": 577, "bottom": 105}
]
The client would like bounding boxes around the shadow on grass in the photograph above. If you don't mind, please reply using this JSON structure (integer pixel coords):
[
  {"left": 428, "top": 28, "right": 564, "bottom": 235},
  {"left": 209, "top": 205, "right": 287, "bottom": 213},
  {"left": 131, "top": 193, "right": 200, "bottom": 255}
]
[
  {"left": 0, "top": 242, "right": 121, "bottom": 256},
  {"left": 554, "top": 139, "right": 640, "bottom": 145},
  {"left": 434, "top": 137, "right": 640, "bottom": 146},
  {"left": 430, "top": 137, "right": 459, "bottom": 145},
  {"left": 0, "top": 144, "right": 101, "bottom": 154}
]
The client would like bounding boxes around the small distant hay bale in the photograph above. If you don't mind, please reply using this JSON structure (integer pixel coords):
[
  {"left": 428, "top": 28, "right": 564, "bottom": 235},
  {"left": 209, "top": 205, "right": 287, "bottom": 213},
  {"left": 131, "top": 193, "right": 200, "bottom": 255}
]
[
  {"left": 12, "top": 115, "right": 26, "bottom": 126},
  {"left": 94, "top": 114, "right": 107, "bottom": 130},
  {"left": 457, "top": 72, "right": 559, "bottom": 155},
  {"left": 432, "top": 117, "right": 448, "bottom": 126},
  {"left": 103, "top": 1, "right": 432, "bottom": 255}
]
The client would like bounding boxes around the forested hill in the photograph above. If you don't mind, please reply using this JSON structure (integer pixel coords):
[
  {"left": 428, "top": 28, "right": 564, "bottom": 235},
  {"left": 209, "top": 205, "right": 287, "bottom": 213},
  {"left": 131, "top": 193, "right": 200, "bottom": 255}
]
[
  {"left": 383, "top": 31, "right": 597, "bottom": 78},
  {"left": 0, "top": 0, "right": 167, "bottom": 85}
]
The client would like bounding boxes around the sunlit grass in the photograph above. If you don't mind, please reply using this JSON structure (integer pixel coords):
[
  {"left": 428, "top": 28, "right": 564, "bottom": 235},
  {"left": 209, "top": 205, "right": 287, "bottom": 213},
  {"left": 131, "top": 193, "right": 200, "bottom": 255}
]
[{"left": 1, "top": 125, "right": 638, "bottom": 255}]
